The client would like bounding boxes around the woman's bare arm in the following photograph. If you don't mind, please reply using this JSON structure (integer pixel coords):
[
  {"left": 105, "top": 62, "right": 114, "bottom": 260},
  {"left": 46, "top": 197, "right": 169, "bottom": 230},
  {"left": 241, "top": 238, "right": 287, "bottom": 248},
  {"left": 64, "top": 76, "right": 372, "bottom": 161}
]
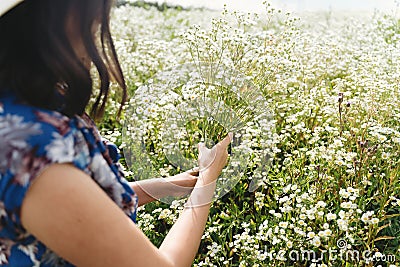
[
  {"left": 129, "top": 169, "right": 198, "bottom": 206},
  {"left": 20, "top": 135, "right": 231, "bottom": 267}
]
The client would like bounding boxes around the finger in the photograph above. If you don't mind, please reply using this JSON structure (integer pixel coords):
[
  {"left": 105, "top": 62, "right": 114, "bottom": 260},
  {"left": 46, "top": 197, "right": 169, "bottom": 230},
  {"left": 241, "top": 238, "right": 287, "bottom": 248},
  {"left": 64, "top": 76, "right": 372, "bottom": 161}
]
[
  {"left": 198, "top": 142, "right": 206, "bottom": 157},
  {"left": 198, "top": 142, "right": 205, "bottom": 149},
  {"left": 218, "top": 132, "right": 233, "bottom": 149}
]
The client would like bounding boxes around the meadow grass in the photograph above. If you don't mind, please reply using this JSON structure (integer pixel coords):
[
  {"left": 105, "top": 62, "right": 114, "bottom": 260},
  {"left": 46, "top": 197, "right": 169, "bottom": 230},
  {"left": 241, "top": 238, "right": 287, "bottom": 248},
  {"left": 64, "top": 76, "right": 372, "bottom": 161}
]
[{"left": 96, "top": 3, "right": 400, "bottom": 266}]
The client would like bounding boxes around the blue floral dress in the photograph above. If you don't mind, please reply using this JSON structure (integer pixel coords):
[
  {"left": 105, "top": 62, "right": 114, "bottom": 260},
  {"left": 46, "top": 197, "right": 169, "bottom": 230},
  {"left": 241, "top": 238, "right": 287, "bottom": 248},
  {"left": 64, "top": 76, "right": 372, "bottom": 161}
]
[{"left": 0, "top": 93, "right": 138, "bottom": 266}]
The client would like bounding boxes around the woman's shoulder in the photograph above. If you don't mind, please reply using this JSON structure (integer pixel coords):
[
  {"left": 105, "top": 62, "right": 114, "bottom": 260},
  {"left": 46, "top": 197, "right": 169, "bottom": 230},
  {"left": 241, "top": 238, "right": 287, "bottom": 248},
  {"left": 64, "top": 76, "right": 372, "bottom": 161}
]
[
  {"left": 0, "top": 96, "right": 88, "bottom": 266},
  {"left": 0, "top": 94, "right": 94, "bottom": 217}
]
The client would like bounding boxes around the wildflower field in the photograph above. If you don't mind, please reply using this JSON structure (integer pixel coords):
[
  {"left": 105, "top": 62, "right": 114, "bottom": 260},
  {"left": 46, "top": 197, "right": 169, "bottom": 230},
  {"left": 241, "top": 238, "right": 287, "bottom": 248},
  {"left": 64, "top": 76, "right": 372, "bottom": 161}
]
[{"left": 99, "top": 2, "right": 400, "bottom": 266}]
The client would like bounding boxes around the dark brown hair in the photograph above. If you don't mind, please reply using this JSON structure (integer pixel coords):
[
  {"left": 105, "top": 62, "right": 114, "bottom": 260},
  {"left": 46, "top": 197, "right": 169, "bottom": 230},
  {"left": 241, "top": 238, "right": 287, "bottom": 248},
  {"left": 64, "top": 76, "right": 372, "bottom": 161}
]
[{"left": 0, "top": 0, "right": 127, "bottom": 119}]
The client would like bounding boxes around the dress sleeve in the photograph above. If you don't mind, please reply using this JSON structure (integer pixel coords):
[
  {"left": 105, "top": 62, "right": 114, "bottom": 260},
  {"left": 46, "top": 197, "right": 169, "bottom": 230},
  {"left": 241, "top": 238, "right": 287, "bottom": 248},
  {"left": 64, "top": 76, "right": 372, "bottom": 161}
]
[{"left": 0, "top": 111, "right": 89, "bottom": 239}]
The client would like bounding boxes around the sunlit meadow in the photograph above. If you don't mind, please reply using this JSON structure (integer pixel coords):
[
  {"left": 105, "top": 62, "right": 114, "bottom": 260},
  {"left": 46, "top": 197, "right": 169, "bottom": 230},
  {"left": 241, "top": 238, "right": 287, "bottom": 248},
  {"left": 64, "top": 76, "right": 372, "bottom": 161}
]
[{"left": 96, "top": 2, "right": 400, "bottom": 266}]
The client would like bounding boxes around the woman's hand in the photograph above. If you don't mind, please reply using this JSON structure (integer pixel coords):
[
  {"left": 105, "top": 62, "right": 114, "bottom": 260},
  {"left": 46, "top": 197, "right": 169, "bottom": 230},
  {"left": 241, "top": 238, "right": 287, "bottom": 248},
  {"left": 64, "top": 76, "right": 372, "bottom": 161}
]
[
  {"left": 197, "top": 133, "right": 232, "bottom": 186},
  {"left": 164, "top": 168, "right": 198, "bottom": 197},
  {"left": 184, "top": 133, "right": 232, "bottom": 208},
  {"left": 130, "top": 133, "right": 232, "bottom": 205}
]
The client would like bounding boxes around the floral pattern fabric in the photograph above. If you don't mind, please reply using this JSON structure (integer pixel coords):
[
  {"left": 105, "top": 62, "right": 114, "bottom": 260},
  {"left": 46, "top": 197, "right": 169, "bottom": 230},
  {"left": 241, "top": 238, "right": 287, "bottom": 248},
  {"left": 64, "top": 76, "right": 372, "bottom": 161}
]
[{"left": 0, "top": 94, "right": 138, "bottom": 266}]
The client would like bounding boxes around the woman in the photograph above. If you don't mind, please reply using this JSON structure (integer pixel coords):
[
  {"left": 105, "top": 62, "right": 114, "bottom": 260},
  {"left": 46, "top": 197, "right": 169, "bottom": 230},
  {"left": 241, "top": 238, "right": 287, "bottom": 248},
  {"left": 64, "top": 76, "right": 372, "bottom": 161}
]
[{"left": 0, "top": 0, "right": 231, "bottom": 266}]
